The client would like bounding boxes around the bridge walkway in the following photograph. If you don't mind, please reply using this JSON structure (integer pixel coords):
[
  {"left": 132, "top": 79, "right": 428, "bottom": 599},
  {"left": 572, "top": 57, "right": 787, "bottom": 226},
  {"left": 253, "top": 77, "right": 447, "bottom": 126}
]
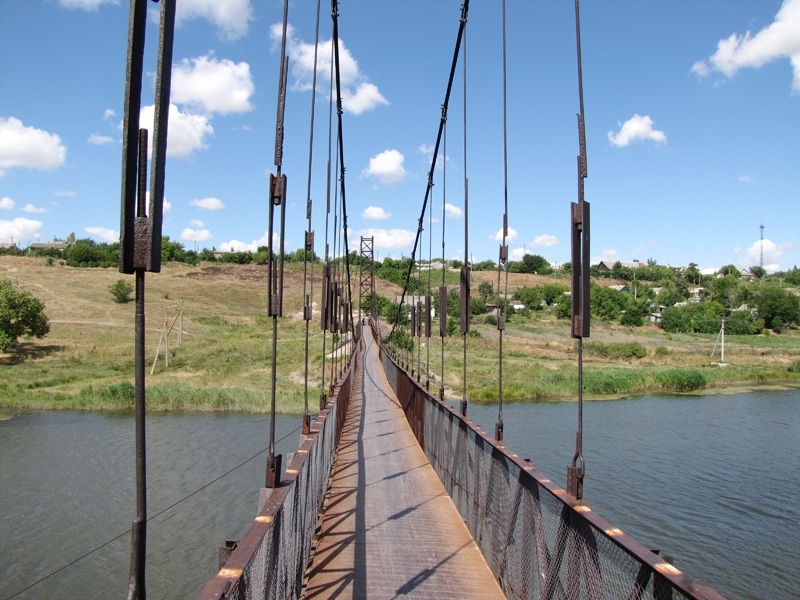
[{"left": 303, "top": 328, "right": 505, "bottom": 599}]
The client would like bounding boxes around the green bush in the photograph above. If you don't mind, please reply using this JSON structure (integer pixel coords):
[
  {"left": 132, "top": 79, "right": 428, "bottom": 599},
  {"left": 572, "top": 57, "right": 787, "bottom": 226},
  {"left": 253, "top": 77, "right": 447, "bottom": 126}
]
[
  {"left": 620, "top": 310, "right": 644, "bottom": 327},
  {"left": 109, "top": 279, "right": 134, "bottom": 303},
  {"left": 654, "top": 346, "right": 669, "bottom": 357},
  {"left": 788, "top": 361, "right": 800, "bottom": 373}
]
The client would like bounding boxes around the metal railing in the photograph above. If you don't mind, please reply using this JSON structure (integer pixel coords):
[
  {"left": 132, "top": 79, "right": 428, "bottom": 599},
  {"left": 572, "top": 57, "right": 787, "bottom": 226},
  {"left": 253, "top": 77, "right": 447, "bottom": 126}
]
[
  {"left": 197, "top": 334, "right": 360, "bottom": 600},
  {"left": 374, "top": 321, "right": 726, "bottom": 600}
]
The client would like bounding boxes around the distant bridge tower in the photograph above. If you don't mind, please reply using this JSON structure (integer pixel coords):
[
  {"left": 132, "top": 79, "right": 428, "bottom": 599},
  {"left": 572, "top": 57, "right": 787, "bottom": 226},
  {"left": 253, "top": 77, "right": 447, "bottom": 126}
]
[
  {"left": 760, "top": 223, "right": 764, "bottom": 269},
  {"left": 359, "top": 236, "right": 375, "bottom": 322}
]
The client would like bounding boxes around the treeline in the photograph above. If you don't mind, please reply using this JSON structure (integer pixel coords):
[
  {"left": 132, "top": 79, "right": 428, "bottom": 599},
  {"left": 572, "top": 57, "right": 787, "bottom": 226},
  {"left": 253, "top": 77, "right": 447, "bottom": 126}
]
[
  {"left": 13, "top": 237, "right": 318, "bottom": 268},
  {"left": 377, "top": 276, "right": 800, "bottom": 339}
]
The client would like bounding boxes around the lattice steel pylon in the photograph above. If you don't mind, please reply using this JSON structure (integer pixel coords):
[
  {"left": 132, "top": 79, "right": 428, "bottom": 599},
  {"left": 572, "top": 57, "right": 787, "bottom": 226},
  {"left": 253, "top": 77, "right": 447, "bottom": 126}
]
[{"left": 359, "top": 236, "right": 375, "bottom": 323}]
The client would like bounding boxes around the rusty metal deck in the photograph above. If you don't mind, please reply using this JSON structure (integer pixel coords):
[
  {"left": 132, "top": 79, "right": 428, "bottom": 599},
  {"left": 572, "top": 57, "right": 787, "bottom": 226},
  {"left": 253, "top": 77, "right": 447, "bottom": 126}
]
[{"left": 303, "top": 330, "right": 505, "bottom": 599}]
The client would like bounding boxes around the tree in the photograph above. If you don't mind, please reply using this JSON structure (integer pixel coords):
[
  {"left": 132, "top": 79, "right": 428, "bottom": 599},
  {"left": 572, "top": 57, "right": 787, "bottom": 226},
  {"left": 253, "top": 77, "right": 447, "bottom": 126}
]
[
  {"left": 109, "top": 279, "right": 134, "bottom": 303},
  {"left": 718, "top": 264, "right": 741, "bottom": 278},
  {"left": 478, "top": 281, "right": 494, "bottom": 302},
  {"left": 753, "top": 287, "right": 800, "bottom": 329},
  {"left": 514, "top": 286, "right": 544, "bottom": 310},
  {"left": 0, "top": 279, "right": 50, "bottom": 351},
  {"left": 521, "top": 254, "right": 551, "bottom": 275}
]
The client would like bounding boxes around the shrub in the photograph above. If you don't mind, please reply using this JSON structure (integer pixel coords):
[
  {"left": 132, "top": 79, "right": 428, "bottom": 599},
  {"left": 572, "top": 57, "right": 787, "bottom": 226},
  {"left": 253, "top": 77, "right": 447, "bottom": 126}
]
[
  {"left": 772, "top": 316, "right": 784, "bottom": 333},
  {"left": 620, "top": 310, "right": 644, "bottom": 327},
  {"left": 109, "top": 279, "right": 134, "bottom": 303},
  {"left": 654, "top": 346, "right": 669, "bottom": 357},
  {"left": 788, "top": 361, "right": 800, "bottom": 373},
  {"left": 656, "top": 369, "right": 707, "bottom": 391}
]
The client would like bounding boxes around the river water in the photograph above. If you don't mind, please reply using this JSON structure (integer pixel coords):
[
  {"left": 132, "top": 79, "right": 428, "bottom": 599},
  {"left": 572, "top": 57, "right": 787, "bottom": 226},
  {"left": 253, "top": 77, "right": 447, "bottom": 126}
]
[
  {"left": 462, "top": 389, "right": 800, "bottom": 600},
  {"left": 1, "top": 389, "right": 798, "bottom": 599},
  {"left": 0, "top": 411, "right": 299, "bottom": 600}
]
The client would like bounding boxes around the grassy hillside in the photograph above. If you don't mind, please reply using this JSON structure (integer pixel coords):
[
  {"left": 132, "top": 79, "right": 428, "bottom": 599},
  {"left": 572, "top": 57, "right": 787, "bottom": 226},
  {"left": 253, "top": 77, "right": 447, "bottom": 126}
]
[
  {"left": 1, "top": 256, "right": 798, "bottom": 413},
  {"left": 0, "top": 256, "right": 399, "bottom": 413}
]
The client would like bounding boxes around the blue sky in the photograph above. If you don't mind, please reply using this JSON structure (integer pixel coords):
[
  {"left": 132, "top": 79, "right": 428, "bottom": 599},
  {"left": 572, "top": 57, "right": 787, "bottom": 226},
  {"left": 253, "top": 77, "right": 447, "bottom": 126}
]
[{"left": 1, "top": 0, "right": 798, "bottom": 272}]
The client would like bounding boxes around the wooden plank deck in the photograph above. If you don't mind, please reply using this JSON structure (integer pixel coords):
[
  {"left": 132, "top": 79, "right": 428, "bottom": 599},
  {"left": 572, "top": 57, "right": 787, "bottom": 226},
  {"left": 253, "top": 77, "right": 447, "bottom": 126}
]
[{"left": 303, "top": 328, "right": 505, "bottom": 599}]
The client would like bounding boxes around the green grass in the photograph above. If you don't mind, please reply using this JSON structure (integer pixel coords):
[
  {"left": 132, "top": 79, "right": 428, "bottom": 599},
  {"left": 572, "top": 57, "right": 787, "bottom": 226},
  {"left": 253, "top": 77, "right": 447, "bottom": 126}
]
[{"left": 2, "top": 256, "right": 798, "bottom": 411}]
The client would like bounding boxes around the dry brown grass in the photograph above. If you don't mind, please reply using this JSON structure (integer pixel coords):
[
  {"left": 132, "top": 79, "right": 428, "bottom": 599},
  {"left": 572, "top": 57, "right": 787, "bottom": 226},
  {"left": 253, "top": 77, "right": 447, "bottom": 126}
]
[{"left": 2, "top": 256, "right": 798, "bottom": 411}]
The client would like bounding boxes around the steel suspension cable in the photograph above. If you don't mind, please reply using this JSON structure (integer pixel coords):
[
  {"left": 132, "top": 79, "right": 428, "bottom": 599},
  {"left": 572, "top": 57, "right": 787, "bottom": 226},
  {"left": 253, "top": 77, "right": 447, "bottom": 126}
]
[
  {"left": 460, "top": 14, "right": 469, "bottom": 417},
  {"left": 388, "top": 0, "right": 470, "bottom": 343},
  {"left": 439, "top": 120, "right": 447, "bottom": 401},
  {"left": 265, "top": 0, "right": 290, "bottom": 490},
  {"left": 319, "top": 24, "right": 334, "bottom": 409},
  {"left": 301, "top": 0, "right": 322, "bottom": 434},
  {"left": 426, "top": 142, "right": 433, "bottom": 390},
  {"left": 568, "top": 0, "right": 591, "bottom": 501},
  {"left": 495, "top": 0, "right": 511, "bottom": 442},
  {"left": 330, "top": 1, "right": 356, "bottom": 348}
]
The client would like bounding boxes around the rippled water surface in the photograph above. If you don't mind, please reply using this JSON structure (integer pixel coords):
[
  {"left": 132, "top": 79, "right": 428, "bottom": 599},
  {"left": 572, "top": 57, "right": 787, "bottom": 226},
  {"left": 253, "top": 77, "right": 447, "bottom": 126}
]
[
  {"left": 1, "top": 389, "right": 798, "bottom": 599},
  {"left": 0, "top": 411, "right": 299, "bottom": 599},
  {"left": 463, "top": 389, "right": 800, "bottom": 600}
]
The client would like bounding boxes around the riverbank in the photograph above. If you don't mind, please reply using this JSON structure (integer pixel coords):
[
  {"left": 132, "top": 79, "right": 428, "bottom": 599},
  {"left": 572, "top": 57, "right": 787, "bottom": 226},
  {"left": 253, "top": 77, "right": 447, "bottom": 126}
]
[{"left": 2, "top": 256, "right": 798, "bottom": 413}]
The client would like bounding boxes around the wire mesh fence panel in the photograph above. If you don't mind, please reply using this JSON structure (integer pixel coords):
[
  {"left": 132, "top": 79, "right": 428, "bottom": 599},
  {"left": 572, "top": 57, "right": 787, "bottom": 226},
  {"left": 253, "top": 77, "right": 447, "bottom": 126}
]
[
  {"left": 198, "top": 346, "right": 358, "bottom": 600},
  {"left": 375, "top": 325, "right": 724, "bottom": 600}
]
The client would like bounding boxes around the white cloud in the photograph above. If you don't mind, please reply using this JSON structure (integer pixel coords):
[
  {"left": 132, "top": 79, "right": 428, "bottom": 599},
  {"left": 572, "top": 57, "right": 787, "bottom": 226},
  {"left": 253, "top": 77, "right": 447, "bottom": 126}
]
[
  {"left": 0, "top": 218, "right": 43, "bottom": 242},
  {"left": 273, "top": 24, "right": 388, "bottom": 115},
  {"left": 176, "top": 0, "right": 253, "bottom": 41},
  {"left": 350, "top": 228, "right": 415, "bottom": 251},
  {"left": 608, "top": 115, "right": 667, "bottom": 147},
  {"left": 172, "top": 54, "right": 254, "bottom": 115},
  {"left": 0, "top": 117, "right": 67, "bottom": 177},
  {"left": 592, "top": 249, "right": 620, "bottom": 265},
  {"left": 219, "top": 231, "right": 279, "bottom": 253},
  {"left": 144, "top": 191, "right": 170, "bottom": 214},
  {"left": 737, "top": 238, "right": 793, "bottom": 272},
  {"left": 342, "top": 83, "right": 389, "bottom": 115},
  {"left": 181, "top": 227, "right": 212, "bottom": 242},
  {"left": 492, "top": 226, "right": 518, "bottom": 243},
  {"left": 58, "top": 0, "right": 118, "bottom": 10},
  {"left": 53, "top": 190, "right": 75, "bottom": 197},
  {"left": 532, "top": 234, "right": 558, "bottom": 247},
  {"left": 692, "top": 0, "right": 800, "bottom": 93},
  {"left": 362, "top": 149, "right": 406, "bottom": 184},
  {"left": 444, "top": 203, "right": 463, "bottom": 219},
  {"left": 362, "top": 206, "right": 392, "bottom": 220},
  {"left": 738, "top": 174, "right": 756, "bottom": 183},
  {"left": 103, "top": 109, "right": 116, "bottom": 120},
  {"left": 190, "top": 197, "right": 225, "bottom": 210},
  {"left": 21, "top": 203, "right": 46, "bottom": 214},
  {"left": 0, "top": 197, "right": 15, "bottom": 210},
  {"left": 84, "top": 226, "right": 118, "bottom": 242},
  {"left": 189, "top": 219, "right": 205, "bottom": 228},
  {"left": 88, "top": 133, "right": 114, "bottom": 145},
  {"left": 139, "top": 104, "right": 213, "bottom": 160},
  {"left": 418, "top": 143, "right": 448, "bottom": 168},
  {"left": 509, "top": 247, "right": 529, "bottom": 261}
]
